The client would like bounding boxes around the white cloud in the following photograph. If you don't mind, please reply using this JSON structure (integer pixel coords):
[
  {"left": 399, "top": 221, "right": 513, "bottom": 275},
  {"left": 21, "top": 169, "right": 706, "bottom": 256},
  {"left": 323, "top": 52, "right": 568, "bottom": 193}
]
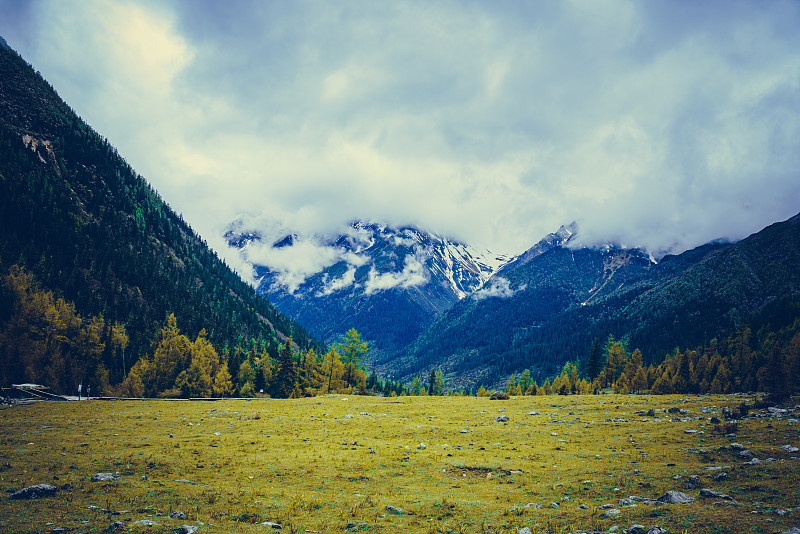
[
  {"left": 472, "top": 277, "right": 524, "bottom": 301},
  {"left": 316, "top": 266, "right": 358, "bottom": 297},
  {"left": 4, "top": 0, "right": 799, "bottom": 260},
  {"left": 363, "top": 254, "right": 429, "bottom": 295}
]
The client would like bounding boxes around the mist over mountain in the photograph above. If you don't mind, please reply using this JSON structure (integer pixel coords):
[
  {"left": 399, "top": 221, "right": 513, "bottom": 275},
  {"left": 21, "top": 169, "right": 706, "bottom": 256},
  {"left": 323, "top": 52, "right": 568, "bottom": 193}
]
[
  {"left": 387, "top": 213, "right": 800, "bottom": 389},
  {"left": 3, "top": 27, "right": 800, "bottom": 396},
  {"left": 224, "top": 219, "right": 509, "bottom": 355},
  {"left": 222, "top": 209, "right": 800, "bottom": 391}
]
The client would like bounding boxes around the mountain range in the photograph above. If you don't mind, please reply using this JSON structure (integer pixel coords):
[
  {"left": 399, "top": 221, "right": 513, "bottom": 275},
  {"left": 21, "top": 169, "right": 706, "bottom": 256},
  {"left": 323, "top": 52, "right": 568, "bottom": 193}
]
[
  {"left": 3, "top": 34, "right": 800, "bottom": 393},
  {"left": 224, "top": 221, "right": 509, "bottom": 358},
  {"left": 228, "top": 213, "right": 800, "bottom": 389}
]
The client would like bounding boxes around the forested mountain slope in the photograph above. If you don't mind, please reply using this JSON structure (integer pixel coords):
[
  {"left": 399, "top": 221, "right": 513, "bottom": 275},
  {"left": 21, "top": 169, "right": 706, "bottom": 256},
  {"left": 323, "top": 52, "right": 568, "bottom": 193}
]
[
  {"left": 225, "top": 221, "right": 508, "bottom": 357},
  {"left": 0, "top": 42, "right": 322, "bottom": 390},
  {"left": 389, "top": 214, "right": 800, "bottom": 389}
]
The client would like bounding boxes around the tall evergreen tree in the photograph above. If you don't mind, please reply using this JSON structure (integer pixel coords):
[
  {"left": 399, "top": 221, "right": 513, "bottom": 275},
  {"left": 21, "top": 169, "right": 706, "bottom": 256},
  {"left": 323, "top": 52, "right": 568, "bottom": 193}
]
[
  {"left": 271, "top": 338, "right": 298, "bottom": 399},
  {"left": 587, "top": 338, "right": 602, "bottom": 381}
]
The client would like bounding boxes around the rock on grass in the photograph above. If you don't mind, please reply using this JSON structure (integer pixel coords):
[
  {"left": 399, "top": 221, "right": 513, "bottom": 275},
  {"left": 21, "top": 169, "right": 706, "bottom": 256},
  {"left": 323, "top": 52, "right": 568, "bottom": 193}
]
[
  {"left": 91, "top": 472, "right": 120, "bottom": 482},
  {"left": 9, "top": 484, "right": 57, "bottom": 500},
  {"left": 657, "top": 490, "right": 695, "bottom": 504}
]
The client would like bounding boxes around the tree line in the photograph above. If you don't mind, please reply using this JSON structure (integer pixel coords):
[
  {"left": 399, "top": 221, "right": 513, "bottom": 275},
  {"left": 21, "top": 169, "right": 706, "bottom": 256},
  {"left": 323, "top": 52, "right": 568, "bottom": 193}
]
[
  {"left": 0, "top": 264, "right": 408, "bottom": 398},
  {"left": 495, "top": 317, "right": 800, "bottom": 400}
]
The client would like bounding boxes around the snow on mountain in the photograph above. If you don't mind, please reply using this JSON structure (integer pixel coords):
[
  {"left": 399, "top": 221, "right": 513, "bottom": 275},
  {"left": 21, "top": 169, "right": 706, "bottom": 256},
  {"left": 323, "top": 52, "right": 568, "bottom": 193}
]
[
  {"left": 497, "top": 221, "right": 578, "bottom": 275},
  {"left": 222, "top": 219, "right": 512, "bottom": 352},
  {"left": 224, "top": 220, "right": 510, "bottom": 301}
]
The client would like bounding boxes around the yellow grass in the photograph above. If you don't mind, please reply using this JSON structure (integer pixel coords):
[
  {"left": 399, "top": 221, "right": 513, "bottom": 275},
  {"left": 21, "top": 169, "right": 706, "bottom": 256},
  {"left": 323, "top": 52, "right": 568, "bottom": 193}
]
[{"left": 0, "top": 394, "right": 798, "bottom": 533}]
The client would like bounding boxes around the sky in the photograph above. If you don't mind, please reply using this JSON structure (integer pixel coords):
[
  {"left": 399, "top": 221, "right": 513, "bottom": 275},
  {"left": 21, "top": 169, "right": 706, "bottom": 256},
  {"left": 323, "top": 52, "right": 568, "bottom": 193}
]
[{"left": 2, "top": 0, "right": 800, "bottom": 267}]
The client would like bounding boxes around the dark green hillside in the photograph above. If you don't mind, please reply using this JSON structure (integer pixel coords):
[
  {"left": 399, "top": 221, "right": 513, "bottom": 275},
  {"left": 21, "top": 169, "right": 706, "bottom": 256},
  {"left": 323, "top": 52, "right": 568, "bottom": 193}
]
[
  {"left": 0, "top": 43, "right": 322, "bottom": 388},
  {"left": 388, "top": 246, "right": 655, "bottom": 386},
  {"left": 620, "top": 214, "right": 800, "bottom": 357},
  {"left": 391, "top": 215, "right": 800, "bottom": 389}
]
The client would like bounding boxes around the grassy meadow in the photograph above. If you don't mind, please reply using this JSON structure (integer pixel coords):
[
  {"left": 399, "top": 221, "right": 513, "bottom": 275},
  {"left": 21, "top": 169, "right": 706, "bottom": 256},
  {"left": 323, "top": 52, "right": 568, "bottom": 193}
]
[{"left": 0, "top": 394, "right": 798, "bottom": 534}]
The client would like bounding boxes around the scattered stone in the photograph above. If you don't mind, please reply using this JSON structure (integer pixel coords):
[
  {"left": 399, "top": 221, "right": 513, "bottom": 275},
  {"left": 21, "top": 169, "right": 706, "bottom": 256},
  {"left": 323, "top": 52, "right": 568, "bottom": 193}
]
[
  {"left": 781, "top": 445, "right": 800, "bottom": 453},
  {"left": 618, "top": 497, "right": 637, "bottom": 507},
  {"left": 518, "top": 528, "right": 533, "bottom": 534},
  {"left": 781, "top": 528, "right": 800, "bottom": 534},
  {"left": 527, "top": 411, "right": 540, "bottom": 416},
  {"left": 131, "top": 520, "right": 158, "bottom": 526},
  {"left": 668, "top": 407, "right": 681, "bottom": 413},
  {"left": 9, "top": 484, "right": 57, "bottom": 500},
  {"left": 657, "top": 491, "right": 695, "bottom": 504},
  {"left": 549, "top": 502, "right": 560, "bottom": 508},
  {"left": 174, "top": 527, "right": 198, "bottom": 534},
  {"left": 169, "top": 511, "right": 186, "bottom": 519},
  {"left": 714, "top": 472, "right": 729, "bottom": 482},
  {"left": 489, "top": 391, "right": 509, "bottom": 400},
  {"left": 385, "top": 505, "right": 405, "bottom": 515},
  {"left": 104, "top": 522, "right": 125, "bottom": 532},
  {"left": 737, "top": 450, "right": 753, "bottom": 460},
  {"left": 730, "top": 443, "right": 744, "bottom": 451},
  {"left": 261, "top": 522, "right": 282, "bottom": 529},
  {"left": 495, "top": 415, "right": 510, "bottom": 423},
  {"left": 91, "top": 473, "right": 120, "bottom": 482},
  {"left": 744, "top": 458, "right": 763, "bottom": 465},
  {"left": 525, "top": 502, "right": 542, "bottom": 509},
  {"left": 646, "top": 409, "right": 656, "bottom": 417},
  {"left": 768, "top": 407, "right": 788, "bottom": 415},
  {"left": 599, "top": 503, "right": 616, "bottom": 510},
  {"left": 647, "top": 527, "right": 667, "bottom": 534},
  {"left": 684, "top": 429, "right": 697, "bottom": 434},
  {"left": 141, "top": 475, "right": 148, "bottom": 481},
  {"left": 417, "top": 443, "right": 426, "bottom": 450},
  {"left": 686, "top": 475, "right": 702, "bottom": 489},
  {"left": 699, "top": 489, "right": 733, "bottom": 500},
  {"left": 600, "top": 508, "right": 621, "bottom": 518},
  {"left": 629, "top": 526, "right": 647, "bottom": 534},
  {"left": 710, "top": 416, "right": 721, "bottom": 424}
]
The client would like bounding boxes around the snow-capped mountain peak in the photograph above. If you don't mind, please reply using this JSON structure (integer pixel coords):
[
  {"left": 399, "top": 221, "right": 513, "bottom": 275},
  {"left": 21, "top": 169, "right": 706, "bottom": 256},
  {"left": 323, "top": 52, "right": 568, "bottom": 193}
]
[{"left": 224, "top": 220, "right": 509, "bottom": 301}]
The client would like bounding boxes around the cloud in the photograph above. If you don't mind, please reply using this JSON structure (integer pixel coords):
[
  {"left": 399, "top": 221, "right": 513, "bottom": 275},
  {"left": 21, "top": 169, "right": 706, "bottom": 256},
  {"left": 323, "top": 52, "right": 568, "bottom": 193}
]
[
  {"left": 472, "top": 277, "right": 525, "bottom": 301},
  {"left": 3, "top": 0, "right": 799, "bottom": 260},
  {"left": 316, "top": 266, "right": 358, "bottom": 297},
  {"left": 363, "top": 254, "right": 429, "bottom": 295},
  {"left": 225, "top": 216, "right": 371, "bottom": 292}
]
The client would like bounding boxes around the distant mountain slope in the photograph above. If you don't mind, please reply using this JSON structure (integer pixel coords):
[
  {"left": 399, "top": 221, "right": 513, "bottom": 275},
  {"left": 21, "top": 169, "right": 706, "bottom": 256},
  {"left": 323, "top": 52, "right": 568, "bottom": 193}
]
[
  {"left": 388, "top": 214, "right": 800, "bottom": 389},
  {"left": 0, "top": 41, "right": 322, "bottom": 384},
  {"left": 225, "top": 221, "right": 509, "bottom": 356}
]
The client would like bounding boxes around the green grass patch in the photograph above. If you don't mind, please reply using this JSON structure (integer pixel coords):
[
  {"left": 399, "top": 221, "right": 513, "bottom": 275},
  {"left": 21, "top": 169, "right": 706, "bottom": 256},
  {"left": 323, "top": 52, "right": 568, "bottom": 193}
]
[{"left": 0, "top": 394, "right": 797, "bottom": 533}]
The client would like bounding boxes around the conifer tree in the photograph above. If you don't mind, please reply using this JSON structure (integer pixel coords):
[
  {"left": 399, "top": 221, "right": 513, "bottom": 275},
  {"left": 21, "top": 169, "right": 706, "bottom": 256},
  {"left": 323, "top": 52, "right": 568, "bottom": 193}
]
[
  {"left": 411, "top": 376, "right": 423, "bottom": 396},
  {"left": 337, "top": 328, "right": 368, "bottom": 387},
  {"left": 587, "top": 338, "right": 602, "bottom": 381},
  {"left": 272, "top": 338, "right": 298, "bottom": 398}
]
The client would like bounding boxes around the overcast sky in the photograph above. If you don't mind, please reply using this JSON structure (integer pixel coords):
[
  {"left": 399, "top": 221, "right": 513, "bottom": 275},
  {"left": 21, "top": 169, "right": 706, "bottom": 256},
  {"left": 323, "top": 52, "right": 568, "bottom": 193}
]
[{"left": 2, "top": 0, "right": 799, "bottom": 260}]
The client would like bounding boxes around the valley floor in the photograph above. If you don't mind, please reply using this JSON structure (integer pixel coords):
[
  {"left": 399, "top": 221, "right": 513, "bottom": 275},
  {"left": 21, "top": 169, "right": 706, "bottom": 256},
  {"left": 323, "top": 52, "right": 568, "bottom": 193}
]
[{"left": 0, "top": 394, "right": 798, "bottom": 534}]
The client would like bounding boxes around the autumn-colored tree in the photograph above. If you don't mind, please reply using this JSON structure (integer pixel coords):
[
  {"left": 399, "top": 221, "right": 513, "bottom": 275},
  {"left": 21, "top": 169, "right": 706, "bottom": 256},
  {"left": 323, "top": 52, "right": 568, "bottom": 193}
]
[
  {"left": 322, "top": 349, "right": 346, "bottom": 394},
  {"left": 0, "top": 265, "right": 112, "bottom": 395},
  {"left": 337, "top": 328, "right": 368, "bottom": 387}
]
